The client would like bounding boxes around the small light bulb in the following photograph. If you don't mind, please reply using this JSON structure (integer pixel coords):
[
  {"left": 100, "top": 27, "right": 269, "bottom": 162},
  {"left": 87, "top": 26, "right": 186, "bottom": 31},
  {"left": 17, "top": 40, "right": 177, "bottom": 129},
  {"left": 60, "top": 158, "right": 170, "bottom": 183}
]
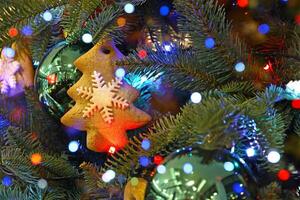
[
  {"left": 115, "top": 68, "right": 126, "bottom": 79},
  {"left": 224, "top": 161, "right": 235, "bottom": 171},
  {"left": 2, "top": 47, "right": 15, "bottom": 58},
  {"left": 68, "top": 141, "right": 79, "bottom": 153},
  {"left": 157, "top": 165, "right": 166, "bottom": 174},
  {"left": 43, "top": 11, "right": 53, "bottom": 22},
  {"left": 183, "top": 163, "right": 193, "bottom": 174},
  {"left": 190, "top": 92, "right": 202, "bottom": 104},
  {"left": 235, "top": 62, "right": 245, "bottom": 72},
  {"left": 246, "top": 147, "right": 255, "bottom": 157},
  {"left": 82, "top": 33, "right": 93, "bottom": 43},
  {"left": 124, "top": 3, "right": 135, "bottom": 14},
  {"left": 102, "top": 170, "right": 116, "bottom": 183},
  {"left": 37, "top": 179, "right": 48, "bottom": 189},
  {"left": 141, "top": 139, "right": 151, "bottom": 150},
  {"left": 267, "top": 150, "right": 281, "bottom": 164}
]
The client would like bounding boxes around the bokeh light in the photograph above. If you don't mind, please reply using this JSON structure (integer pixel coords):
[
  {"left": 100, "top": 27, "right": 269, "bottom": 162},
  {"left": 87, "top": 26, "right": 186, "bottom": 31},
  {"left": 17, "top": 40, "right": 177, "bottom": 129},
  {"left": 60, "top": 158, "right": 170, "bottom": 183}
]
[
  {"left": 130, "top": 177, "right": 139, "bottom": 186},
  {"left": 237, "top": 0, "right": 249, "bottom": 8},
  {"left": 153, "top": 155, "right": 164, "bottom": 165},
  {"left": 102, "top": 169, "right": 116, "bottom": 183},
  {"left": 31, "top": 153, "right": 42, "bottom": 165},
  {"left": 117, "top": 17, "right": 126, "bottom": 27},
  {"left": 292, "top": 99, "right": 300, "bottom": 109},
  {"left": 232, "top": 182, "right": 245, "bottom": 194},
  {"left": 205, "top": 37, "right": 215, "bottom": 49},
  {"left": 258, "top": 24, "right": 270, "bottom": 35},
  {"left": 160, "top": 5, "right": 170, "bottom": 16},
  {"left": 82, "top": 33, "right": 93, "bottom": 43},
  {"left": 277, "top": 169, "right": 290, "bottom": 181},
  {"left": 246, "top": 147, "right": 255, "bottom": 157},
  {"left": 8, "top": 27, "right": 18, "bottom": 38},
  {"left": 2, "top": 176, "right": 13, "bottom": 187},
  {"left": 190, "top": 92, "right": 202, "bottom": 104},
  {"left": 224, "top": 161, "right": 235, "bottom": 172},
  {"left": 157, "top": 165, "right": 166, "bottom": 174},
  {"left": 43, "top": 11, "right": 53, "bottom": 21},
  {"left": 21, "top": 25, "right": 33, "bottom": 36},
  {"left": 37, "top": 179, "right": 48, "bottom": 189},
  {"left": 138, "top": 49, "right": 148, "bottom": 59},
  {"left": 115, "top": 67, "right": 126, "bottom": 79},
  {"left": 124, "top": 3, "right": 135, "bottom": 14},
  {"left": 141, "top": 139, "right": 151, "bottom": 150},
  {"left": 68, "top": 141, "right": 79, "bottom": 153},
  {"left": 267, "top": 150, "right": 281, "bottom": 164},
  {"left": 235, "top": 62, "right": 245, "bottom": 72},
  {"left": 2, "top": 47, "right": 16, "bottom": 59},
  {"left": 139, "top": 156, "right": 150, "bottom": 167},
  {"left": 183, "top": 162, "right": 193, "bottom": 174}
]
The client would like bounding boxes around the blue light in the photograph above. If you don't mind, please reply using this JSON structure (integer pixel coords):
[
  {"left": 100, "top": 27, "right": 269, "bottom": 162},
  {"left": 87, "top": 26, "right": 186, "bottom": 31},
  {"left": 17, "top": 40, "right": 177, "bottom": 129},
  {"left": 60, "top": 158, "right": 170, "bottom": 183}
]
[
  {"left": 234, "top": 62, "right": 245, "bottom": 72},
  {"left": 183, "top": 163, "right": 193, "bottom": 174},
  {"left": 258, "top": 24, "right": 270, "bottom": 35},
  {"left": 280, "top": 0, "right": 288, "bottom": 4},
  {"left": 2, "top": 176, "right": 13, "bottom": 187},
  {"left": 141, "top": 139, "right": 151, "bottom": 150},
  {"left": 232, "top": 182, "right": 245, "bottom": 194},
  {"left": 43, "top": 11, "right": 53, "bottom": 22},
  {"left": 68, "top": 141, "right": 79, "bottom": 152},
  {"left": 2, "top": 47, "right": 15, "bottom": 58},
  {"left": 115, "top": 68, "right": 126, "bottom": 79},
  {"left": 21, "top": 25, "right": 33, "bottom": 36},
  {"left": 224, "top": 162, "right": 235, "bottom": 172},
  {"left": 162, "top": 42, "right": 173, "bottom": 52},
  {"left": 124, "top": 3, "right": 135, "bottom": 14},
  {"left": 205, "top": 37, "right": 215, "bottom": 49},
  {"left": 160, "top": 5, "right": 170, "bottom": 16},
  {"left": 139, "top": 156, "right": 150, "bottom": 167}
]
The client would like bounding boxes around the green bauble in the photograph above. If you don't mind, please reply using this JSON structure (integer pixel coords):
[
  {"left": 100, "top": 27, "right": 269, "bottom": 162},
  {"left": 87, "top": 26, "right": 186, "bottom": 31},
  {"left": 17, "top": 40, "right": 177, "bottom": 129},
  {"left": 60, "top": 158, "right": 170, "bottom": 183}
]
[
  {"left": 146, "top": 146, "right": 257, "bottom": 200},
  {"left": 34, "top": 41, "right": 92, "bottom": 119}
]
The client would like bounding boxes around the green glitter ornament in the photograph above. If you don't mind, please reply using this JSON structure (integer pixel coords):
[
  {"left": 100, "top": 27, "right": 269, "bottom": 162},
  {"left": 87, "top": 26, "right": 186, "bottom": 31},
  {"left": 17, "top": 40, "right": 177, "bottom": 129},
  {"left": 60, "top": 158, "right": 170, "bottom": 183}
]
[{"left": 34, "top": 41, "right": 92, "bottom": 119}]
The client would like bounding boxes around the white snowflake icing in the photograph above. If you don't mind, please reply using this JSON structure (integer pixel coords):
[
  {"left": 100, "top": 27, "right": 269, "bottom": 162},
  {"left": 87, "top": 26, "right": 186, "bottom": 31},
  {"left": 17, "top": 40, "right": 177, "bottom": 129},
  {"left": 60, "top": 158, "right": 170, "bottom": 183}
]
[
  {"left": 77, "top": 71, "right": 129, "bottom": 124},
  {"left": 0, "top": 56, "right": 20, "bottom": 94}
]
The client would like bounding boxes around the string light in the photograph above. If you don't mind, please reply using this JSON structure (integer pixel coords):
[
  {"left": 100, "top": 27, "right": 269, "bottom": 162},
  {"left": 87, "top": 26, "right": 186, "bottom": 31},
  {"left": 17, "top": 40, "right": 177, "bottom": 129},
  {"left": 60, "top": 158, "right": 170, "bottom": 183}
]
[
  {"left": 246, "top": 147, "right": 255, "bottom": 157},
  {"left": 235, "top": 62, "right": 245, "bottom": 72},
  {"left": 267, "top": 150, "right": 281, "bottom": 163},
  {"left": 139, "top": 156, "right": 150, "bottom": 167},
  {"left": 224, "top": 161, "right": 235, "bottom": 172},
  {"left": 8, "top": 27, "right": 18, "bottom": 38},
  {"left": 124, "top": 3, "right": 135, "bottom": 14},
  {"left": 117, "top": 17, "right": 126, "bottom": 27},
  {"left": 102, "top": 170, "right": 116, "bottom": 183},
  {"left": 43, "top": 11, "right": 53, "bottom": 21},
  {"left": 2, "top": 176, "right": 13, "bottom": 187},
  {"left": 21, "top": 25, "right": 33, "bottom": 36},
  {"left": 157, "top": 165, "right": 166, "bottom": 174},
  {"left": 190, "top": 92, "right": 202, "bottom": 104},
  {"left": 205, "top": 37, "right": 215, "bottom": 49},
  {"left": 82, "top": 33, "right": 93, "bottom": 44},
  {"left": 277, "top": 169, "right": 290, "bottom": 181},
  {"left": 232, "top": 182, "right": 245, "bottom": 194},
  {"left": 292, "top": 99, "right": 300, "bottom": 109},
  {"left": 2, "top": 47, "right": 15, "bottom": 58},
  {"left": 153, "top": 155, "right": 164, "bottom": 165},
  {"left": 258, "top": 24, "right": 270, "bottom": 35},
  {"left": 37, "top": 179, "right": 48, "bottom": 189},
  {"left": 183, "top": 163, "right": 193, "bottom": 174},
  {"left": 68, "top": 141, "right": 79, "bottom": 153},
  {"left": 108, "top": 146, "right": 116, "bottom": 154},
  {"left": 31, "top": 153, "right": 42, "bottom": 165},
  {"left": 162, "top": 43, "right": 173, "bottom": 52},
  {"left": 115, "top": 68, "right": 126, "bottom": 79},
  {"left": 160, "top": 5, "right": 170, "bottom": 16},
  {"left": 138, "top": 49, "right": 148, "bottom": 59},
  {"left": 237, "top": 0, "right": 249, "bottom": 8},
  {"left": 141, "top": 139, "right": 151, "bottom": 150},
  {"left": 46, "top": 74, "right": 57, "bottom": 84}
]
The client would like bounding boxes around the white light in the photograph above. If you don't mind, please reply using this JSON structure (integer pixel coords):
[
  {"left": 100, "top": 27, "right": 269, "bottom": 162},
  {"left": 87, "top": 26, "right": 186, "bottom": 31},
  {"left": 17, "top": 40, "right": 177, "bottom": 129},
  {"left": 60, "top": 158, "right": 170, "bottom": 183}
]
[
  {"left": 157, "top": 165, "right": 166, "bottom": 174},
  {"left": 37, "top": 179, "right": 48, "bottom": 189},
  {"left": 163, "top": 44, "right": 172, "bottom": 52},
  {"left": 267, "top": 150, "right": 281, "bottom": 164},
  {"left": 235, "top": 62, "right": 245, "bottom": 72},
  {"left": 43, "top": 11, "right": 53, "bottom": 22},
  {"left": 68, "top": 141, "right": 79, "bottom": 153},
  {"left": 246, "top": 147, "right": 255, "bottom": 157},
  {"left": 82, "top": 33, "right": 93, "bottom": 43},
  {"left": 102, "top": 170, "right": 116, "bottom": 183},
  {"left": 2, "top": 47, "right": 15, "bottom": 58},
  {"left": 115, "top": 68, "right": 126, "bottom": 79},
  {"left": 190, "top": 92, "right": 202, "bottom": 104},
  {"left": 140, "top": 76, "right": 148, "bottom": 83},
  {"left": 224, "top": 161, "right": 235, "bottom": 172},
  {"left": 183, "top": 163, "right": 193, "bottom": 174},
  {"left": 124, "top": 3, "right": 135, "bottom": 14}
]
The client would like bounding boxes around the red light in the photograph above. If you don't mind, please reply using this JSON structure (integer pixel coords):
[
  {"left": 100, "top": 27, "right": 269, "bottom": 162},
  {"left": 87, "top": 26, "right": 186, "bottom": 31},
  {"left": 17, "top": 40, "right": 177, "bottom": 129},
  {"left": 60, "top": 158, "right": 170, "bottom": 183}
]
[
  {"left": 8, "top": 27, "right": 18, "bottom": 37},
  {"left": 138, "top": 50, "right": 147, "bottom": 59},
  {"left": 277, "top": 169, "right": 290, "bottom": 181},
  {"left": 295, "top": 14, "right": 300, "bottom": 25},
  {"left": 46, "top": 74, "right": 57, "bottom": 84},
  {"left": 237, "top": 0, "right": 249, "bottom": 8},
  {"left": 292, "top": 99, "right": 300, "bottom": 109},
  {"left": 264, "top": 64, "right": 270, "bottom": 71},
  {"left": 153, "top": 155, "right": 164, "bottom": 165},
  {"left": 108, "top": 146, "right": 116, "bottom": 154}
]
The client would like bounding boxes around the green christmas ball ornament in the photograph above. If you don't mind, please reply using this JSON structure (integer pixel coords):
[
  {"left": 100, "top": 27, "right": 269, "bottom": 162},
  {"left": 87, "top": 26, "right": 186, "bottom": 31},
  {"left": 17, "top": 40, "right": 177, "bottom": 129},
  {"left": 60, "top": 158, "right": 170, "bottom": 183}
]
[
  {"left": 146, "top": 146, "right": 257, "bottom": 200},
  {"left": 34, "top": 41, "right": 92, "bottom": 119}
]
